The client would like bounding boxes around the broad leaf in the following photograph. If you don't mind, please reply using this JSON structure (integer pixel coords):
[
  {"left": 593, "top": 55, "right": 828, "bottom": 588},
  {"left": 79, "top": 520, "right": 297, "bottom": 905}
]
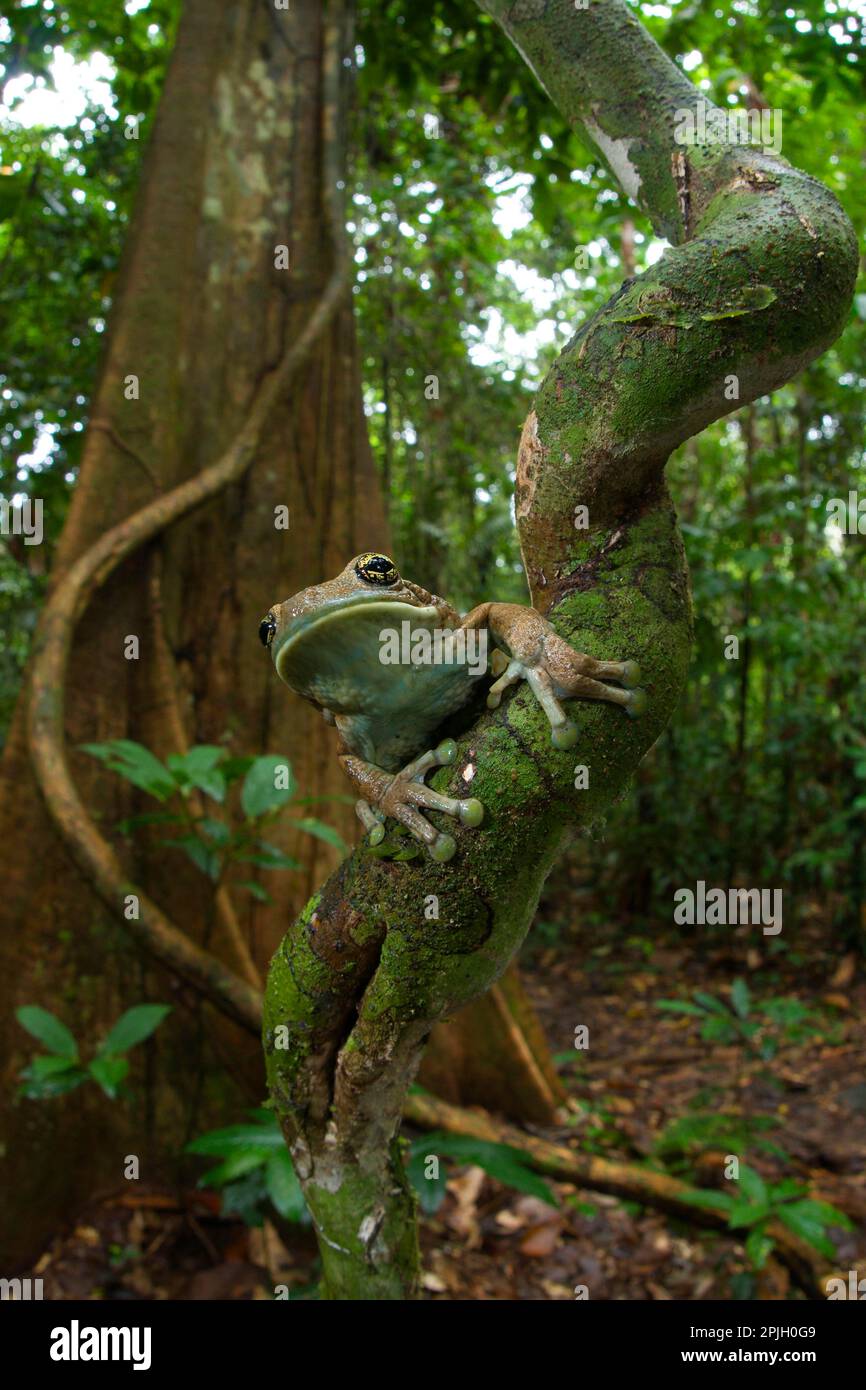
[
  {"left": 730, "top": 978, "right": 751, "bottom": 1019},
  {"left": 417, "top": 1132, "right": 557, "bottom": 1207},
  {"left": 241, "top": 756, "right": 296, "bottom": 819},
  {"left": 88, "top": 1054, "right": 129, "bottom": 1099},
  {"left": 407, "top": 1148, "right": 449, "bottom": 1214},
  {"left": 98, "top": 1004, "right": 171, "bottom": 1056},
  {"left": 265, "top": 1149, "right": 309, "bottom": 1223},
  {"left": 16, "top": 1005, "right": 78, "bottom": 1059},
  {"left": 186, "top": 1120, "right": 285, "bottom": 1157},
  {"left": 81, "top": 740, "right": 176, "bottom": 800},
  {"left": 166, "top": 746, "right": 227, "bottom": 801},
  {"left": 292, "top": 817, "right": 347, "bottom": 854}
]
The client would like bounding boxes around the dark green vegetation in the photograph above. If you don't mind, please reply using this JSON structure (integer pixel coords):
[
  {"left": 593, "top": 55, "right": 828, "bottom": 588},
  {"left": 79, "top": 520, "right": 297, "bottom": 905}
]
[{"left": 16, "top": 1000, "right": 170, "bottom": 1099}]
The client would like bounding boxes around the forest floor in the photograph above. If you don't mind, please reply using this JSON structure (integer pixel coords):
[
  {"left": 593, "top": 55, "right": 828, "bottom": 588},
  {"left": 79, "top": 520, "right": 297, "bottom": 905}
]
[{"left": 26, "top": 876, "right": 866, "bottom": 1301}]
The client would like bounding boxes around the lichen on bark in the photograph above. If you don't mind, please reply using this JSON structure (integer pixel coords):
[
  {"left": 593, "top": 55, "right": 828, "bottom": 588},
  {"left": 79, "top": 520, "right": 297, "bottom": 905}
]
[{"left": 264, "top": 0, "right": 857, "bottom": 1298}]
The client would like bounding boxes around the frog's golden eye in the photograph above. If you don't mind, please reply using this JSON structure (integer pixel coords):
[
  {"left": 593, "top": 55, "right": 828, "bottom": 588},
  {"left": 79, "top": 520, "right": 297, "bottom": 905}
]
[
  {"left": 355, "top": 553, "right": 400, "bottom": 587},
  {"left": 259, "top": 612, "right": 277, "bottom": 648}
]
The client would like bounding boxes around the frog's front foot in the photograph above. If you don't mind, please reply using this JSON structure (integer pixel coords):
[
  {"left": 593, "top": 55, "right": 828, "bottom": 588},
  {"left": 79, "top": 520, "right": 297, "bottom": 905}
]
[
  {"left": 482, "top": 605, "right": 646, "bottom": 748},
  {"left": 341, "top": 740, "right": 483, "bottom": 862}
]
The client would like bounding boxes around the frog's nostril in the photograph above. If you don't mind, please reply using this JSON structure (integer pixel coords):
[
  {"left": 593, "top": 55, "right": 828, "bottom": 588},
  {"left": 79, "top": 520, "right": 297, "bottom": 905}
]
[{"left": 259, "top": 612, "right": 277, "bottom": 648}]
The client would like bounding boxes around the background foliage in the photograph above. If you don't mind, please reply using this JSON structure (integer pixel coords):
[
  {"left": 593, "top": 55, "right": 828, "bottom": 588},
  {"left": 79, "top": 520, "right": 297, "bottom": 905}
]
[{"left": 2, "top": 0, "right": 865, "bottom": 942}]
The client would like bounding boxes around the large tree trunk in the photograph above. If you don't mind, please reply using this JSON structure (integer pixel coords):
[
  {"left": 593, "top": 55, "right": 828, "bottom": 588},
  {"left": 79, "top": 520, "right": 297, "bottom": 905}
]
[{"left": 0, "top": 0, "right": 385, "bottom": 1268}]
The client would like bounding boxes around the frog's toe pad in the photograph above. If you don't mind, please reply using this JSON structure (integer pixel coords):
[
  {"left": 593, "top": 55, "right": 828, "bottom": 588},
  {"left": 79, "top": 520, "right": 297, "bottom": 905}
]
[
  {"left": 625, "top": 687, "right": 647, "bottom": 718},
  {"left": 620, "top": 660, "right": 641, "bottom": 689},
  {"left": 551, "top": 720, "right": 579, "bottom": 750},
  {"left": 368, "top": 822, "right": 385, "bottom": 846},
  {"left": 458, "top": 798, "right": 484, "bottom": 828},
  {"left": 435, "top": 738, "right": 458, "bottom": 766},
  {"left": 429, "top": 833, "right": 457, "bottom": 863}
]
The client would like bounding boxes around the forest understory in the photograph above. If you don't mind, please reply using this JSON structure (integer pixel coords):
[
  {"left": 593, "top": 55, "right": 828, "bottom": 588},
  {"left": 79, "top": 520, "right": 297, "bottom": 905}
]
[{"left": 25, "top": 864, "right": 865, "bottom": 1302}]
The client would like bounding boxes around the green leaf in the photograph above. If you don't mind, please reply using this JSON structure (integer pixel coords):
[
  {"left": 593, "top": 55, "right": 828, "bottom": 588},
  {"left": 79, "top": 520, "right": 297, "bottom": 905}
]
[
  {"left": 80, "top": 740, "right": 176, "bottom": 801},
  {"left": 768, "top": 1178, "right": 805, "bottom": 1202},
  {"left": 198, "top": 818, "right": 231, "bottom": 847},
  {"left": 407, "top": 1148, "right": 449, "bottom": 1214},
  {"left": 239, "top": 880, "right": 271, "bottom": 903},
  {"left": 775, "top": 1203, "right": 838, "bottom": 1259},
  {"left": 677, "top": 1189, "right": 734, "bottom": 1213},
  {"left": 265, "top": 1149, "right": 308, "bottom": 1223},
  {"left": 219, "top": 1169, "right": 268, "bottom": 1226},
  {"left": 730, "top": 978, "right": 751, "bottom": 1020},
  {"left": 241, "top": 756, "right": 296, "bottom": 819},
  {"left": 16, "top": 1005, "right": 78, "bottom": 1059},
  {"left": 166, "top": 746, "right": 227, "bottom": 801},
  {"left": 738, "top": 1165, "right": 768, "bottom": 1206},
  {"left": 655, "top": 999, "right": 706, "bottom": 1017},
  {"left": 116, "top": 812, "right": 183, "bottom": 834},
  {"left": 700, "top": 1016, "right": 739, "bottom": 1044},
  {"left": 693, "top": 991, "right": 731, "bottom": 1017},
  {"left": 728, "top": 1200, "right": 771, "bottom": 1229},
  {"left": 292, "top": 817, "right": 347, "bottom": 854},
  {"left": 198, "top": 1150, "right": 271, "bottom": 1188},
  {"left": 416, "top": 1132, "right": 557, "bottom": 1206},
  {"left": 784, "top": 1198, "right": 852, "bottom": 1232},
  {"left": 18, "top": 1062, "right": 88, "bottom": 1099},
  {"left": 745, "top": 1227, "right": 774, "bottom": 1270},
  {"left": 236, "top": 841, "right": 300, "bottom": 871},
  {"left": 217, "top": 756, "right": 256, "bottom": 784},
  {"left": 164, "top": 835, "right": 221, "bottom": 881},
  {"left": 27, "top": 1054, "right": 82, "bottom": 1080},
  {"left": 186, "top": 1120, "right": 285, "bottom": 1157},
  {"left": 98, "top": 1004, "right": 171, "bottom": 1056},
  {"left": 88, "top": 1054, "right": 129, "bottom": 1099}
]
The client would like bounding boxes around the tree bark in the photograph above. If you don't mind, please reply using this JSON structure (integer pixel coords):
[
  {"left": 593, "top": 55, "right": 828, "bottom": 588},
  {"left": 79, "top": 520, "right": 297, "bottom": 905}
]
[
  {"left": 0, "top": 0, "right": 386, "bottom": 1267},
  {"left": 264, "top": 0, "right": 857, "bottom": 1298}
]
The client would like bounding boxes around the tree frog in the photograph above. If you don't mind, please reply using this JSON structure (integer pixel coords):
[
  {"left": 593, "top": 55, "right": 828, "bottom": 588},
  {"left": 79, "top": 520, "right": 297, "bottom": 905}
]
[{"left": 260, "top": 553, "right": 644, "bottom": 861}]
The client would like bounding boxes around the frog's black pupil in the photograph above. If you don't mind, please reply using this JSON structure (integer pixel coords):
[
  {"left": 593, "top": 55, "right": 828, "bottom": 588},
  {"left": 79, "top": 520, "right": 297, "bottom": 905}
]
[
  {"left": 356, "top": 553, "right": 398, "bottom": 586},
  {"left": 259, "top": 614, "right": 276, "bottom": 647}
]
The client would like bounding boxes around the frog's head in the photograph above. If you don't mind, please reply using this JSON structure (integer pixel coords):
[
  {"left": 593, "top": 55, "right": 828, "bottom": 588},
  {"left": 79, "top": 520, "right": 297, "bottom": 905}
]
[{"left": 259, "top": 553, "right": 446, "bottom": 712}]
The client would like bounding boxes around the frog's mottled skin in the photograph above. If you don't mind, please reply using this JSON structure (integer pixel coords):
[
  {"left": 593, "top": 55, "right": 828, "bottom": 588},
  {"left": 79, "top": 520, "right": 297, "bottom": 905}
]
[{"left": 261, "top": 553, "right": 643, "bottom": 861}]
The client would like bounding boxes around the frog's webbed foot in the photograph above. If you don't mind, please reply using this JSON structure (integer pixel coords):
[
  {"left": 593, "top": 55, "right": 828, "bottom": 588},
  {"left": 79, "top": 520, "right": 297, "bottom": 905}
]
[
  {"left": 340, "top": 740, "right": 483, "bottom": 863},
  {"left": 466, "top": 602, "right": 645, "bottom": 750}
]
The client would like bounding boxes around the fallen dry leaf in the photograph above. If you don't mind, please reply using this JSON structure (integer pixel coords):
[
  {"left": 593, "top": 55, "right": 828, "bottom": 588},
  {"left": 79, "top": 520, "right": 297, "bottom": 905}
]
[
  {"left": 829, "top": 954, "right": 856, "bottom": 989},
  {"left": 445, "top": 1165, "right": 486, "bottom": 1245},
  {"left": 822, "top": 992, "right": 851, "bottom": 1011},
  {"left": 540, "top": 1278, "right": 574, "bottom": 1300},
  {"left": 519, "top": 1217, "right": 564, "bottom": 1258}
]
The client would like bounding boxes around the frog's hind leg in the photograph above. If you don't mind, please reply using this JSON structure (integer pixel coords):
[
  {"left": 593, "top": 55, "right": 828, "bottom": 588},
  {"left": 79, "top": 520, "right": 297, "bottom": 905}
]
[
  {"left": 530, "top": 664, "right": 645, "bottom": 749},
  {"left": 340, "top": 740, "right": 484, "bottom": 863}
]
